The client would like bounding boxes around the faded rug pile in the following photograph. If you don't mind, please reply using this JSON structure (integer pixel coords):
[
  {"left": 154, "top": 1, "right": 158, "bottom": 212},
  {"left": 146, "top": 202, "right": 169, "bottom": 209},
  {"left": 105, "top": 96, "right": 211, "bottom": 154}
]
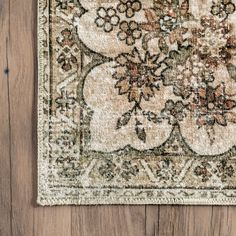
[{"left": 38, "top": 0, "right": 236, "bottom": 205}]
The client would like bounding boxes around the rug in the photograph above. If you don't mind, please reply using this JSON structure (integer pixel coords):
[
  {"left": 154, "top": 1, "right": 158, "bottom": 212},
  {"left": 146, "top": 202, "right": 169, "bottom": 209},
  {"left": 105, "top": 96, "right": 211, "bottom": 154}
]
[{"left": 38, "top": 0, "right": 236, "bottom": 205}]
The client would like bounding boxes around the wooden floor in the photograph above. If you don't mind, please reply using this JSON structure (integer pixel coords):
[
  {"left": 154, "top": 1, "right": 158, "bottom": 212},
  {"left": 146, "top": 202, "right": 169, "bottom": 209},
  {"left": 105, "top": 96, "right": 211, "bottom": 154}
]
[{"left": 1, "top": 0, "right": 236, "bottom": 235}]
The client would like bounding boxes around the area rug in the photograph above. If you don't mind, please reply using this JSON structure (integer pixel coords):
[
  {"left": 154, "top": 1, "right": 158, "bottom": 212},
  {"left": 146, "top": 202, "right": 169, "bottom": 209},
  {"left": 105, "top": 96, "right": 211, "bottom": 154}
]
[{"left": 38, "top": 0, "right": 236, "bottom": 205}]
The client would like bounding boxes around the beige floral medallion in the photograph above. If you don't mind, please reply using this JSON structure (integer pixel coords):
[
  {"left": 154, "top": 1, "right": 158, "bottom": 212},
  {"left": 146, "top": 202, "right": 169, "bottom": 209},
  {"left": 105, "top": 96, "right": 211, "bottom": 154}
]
[{"left": 38, "top": 0, "right": 236, "bottom": 205}]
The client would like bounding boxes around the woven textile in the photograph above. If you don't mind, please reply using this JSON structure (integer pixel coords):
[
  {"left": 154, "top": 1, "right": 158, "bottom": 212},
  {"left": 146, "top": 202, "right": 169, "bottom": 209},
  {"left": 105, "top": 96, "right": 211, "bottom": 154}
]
[{"left": 38, "top": 0, "right": 236, "bottom": 205}]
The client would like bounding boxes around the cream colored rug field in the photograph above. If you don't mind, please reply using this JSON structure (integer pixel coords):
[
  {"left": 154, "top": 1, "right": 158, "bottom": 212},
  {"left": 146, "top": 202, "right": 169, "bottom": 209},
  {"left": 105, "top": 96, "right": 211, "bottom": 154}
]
[{"left": 38, "top": 0, "right": 236, "bottom": 205}]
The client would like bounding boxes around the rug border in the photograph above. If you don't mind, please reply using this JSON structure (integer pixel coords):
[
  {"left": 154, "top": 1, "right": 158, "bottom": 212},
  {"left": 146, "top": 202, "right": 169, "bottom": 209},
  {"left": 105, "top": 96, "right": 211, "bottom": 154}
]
[{"left": 37, "top": 0, "right": 236, "bottom": 206}]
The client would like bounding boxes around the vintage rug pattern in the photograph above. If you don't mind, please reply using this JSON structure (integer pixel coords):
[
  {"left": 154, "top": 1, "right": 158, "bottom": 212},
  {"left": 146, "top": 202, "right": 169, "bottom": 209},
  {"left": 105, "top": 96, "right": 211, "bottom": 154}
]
[{"left": 38, "top": 0, "right": 236, "bottom": 205}]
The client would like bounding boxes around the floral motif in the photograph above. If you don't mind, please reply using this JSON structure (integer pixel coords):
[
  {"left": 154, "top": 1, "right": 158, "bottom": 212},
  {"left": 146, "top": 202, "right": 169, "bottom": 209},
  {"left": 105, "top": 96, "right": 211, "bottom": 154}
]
[
  {"left": 55, "top": 90, "right": 76, "bottom": 113},
  {"left": 140, "top": 0, "right": 191, "bottom": 49},
  {"left": 161, "top": 100, "right": 187, "bottom": 125},
  {"left": 55, "top": 130, "right": 77, "bottom": 149},
  {"left": 57, "top": 28, "right": 75, "bottom": 47},
  {"left": 117, "top": 21, "right": 142, "bottom": 45},
  {"left": 143, "top": 100, "right": 187, "bottom": 125},
  {"left": 161, "top": 47, "right": 210, "bottom": 99},
  {"left": 153, "top": 159, "right": 177, "bottom": 182},
  {"left": 190, "top": 16, "right": 236, "bottom": 68},
  {"left": 114, "top": 47, "right": 160, "bottom": 104},
  {"left": 55, "top": 0, "right": 74, "bottom": 10},
  {"left": 159, "top": 15, "right": 179, "bottom": 33},
  {"left": 57, "top": 52, "right": 77, "bottom": 71},
  {"left": 55, "top": 0, "right": 86, "bottom": 16},
  {"left": 194, "top": 161, "right": 213, "bottom": 182},
  {"left": 188, "top": 83, "right": 236, "bottom": 143},
  {"left": 95, "top": 7, "right": 120, "bottom": 33},
  {"left": 56, "top": 28, "right": 79, "bottom": 71},
  {"left": 113, "top": 47, "right": 162, "bottom": 142},
  {"left": 194, "top": 160, "right": 234, "bottom": 182},
  {"left": 211, "top": 0, "right": 235, "bottom": 20},
  {"left": 117, "top": 0, "right": 142, "bottom": 18},
  {"left": 98, "top": 159, "right": 139, "bottom": 181},
  {"left": 216, "top": 160, "right": 234, "bottom": 181},
  {"left": 75, "top": 0, "right": 236, "bottom": 149}
]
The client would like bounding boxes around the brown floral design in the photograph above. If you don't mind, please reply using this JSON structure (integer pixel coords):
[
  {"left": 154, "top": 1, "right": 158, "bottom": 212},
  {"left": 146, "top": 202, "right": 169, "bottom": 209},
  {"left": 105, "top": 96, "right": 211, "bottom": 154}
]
[
  {"left": 188, "top": 83, "right": 236, "bottom": 143},
  {"left": 140, "top": 0, "right": 191, "bottom": 50},
  {"left": 117, "top": 0, "right": 142, "bottom": 18},
  {"left": 161, "top": 47, "right": 213, "bottom": 99},
  {"left": 113, "top": 47, "right": 162, "bottom": 142},
  {"left": 154, "top": 159, "right": 177, "bottom": 182},
  {"left": 211, "top": 0, "right": 235, "bottom": 20},
  {"left": 161, "top": 100, "right": 187, "bottom": 125},
  {"left": 72, "top": 0, "right": 236, "bottom": 148},
  {"left": 190, "top": 15, "right": 236, "bottom": 68},
  {"left": 95, "top": 7, "right": 120, "bottom": 33},
  {"left": 117, "top": 21, "right": 142, "bottom": 45},
  {"left": 108, "top": 0, "right": 236, "bottom": 145},
  {"left": 56, "top": 28, "right": 79, "bottom": 71},
  {"left": 113, "top": 47, "right": 161, "bottom": 104},
  {"left": 57, "top": 52, "right": 77, "bottom": 71},
  {"left": 194, "top": 160, "right": 234, "bottom": 182},
  {"left": 98, "top": 159, "right": 139, "bottom": 181}
]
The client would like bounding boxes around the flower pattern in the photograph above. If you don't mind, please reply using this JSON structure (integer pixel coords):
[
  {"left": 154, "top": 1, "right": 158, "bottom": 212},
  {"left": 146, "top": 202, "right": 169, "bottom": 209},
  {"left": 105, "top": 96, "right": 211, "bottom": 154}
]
[
  {"left": 112, "top": 47, "right": 162, "bottom": 142},
  {"left": 140, "top": 0, "right": 191, "bottom": 50},
  {"left": 188, "top": 83, "right": 236, "bottom": 143},
  {"left": 152, "top": 159, "right": 177, "bottom": 183},
  {"left": 117, "top": 0, "right": 142, "bottom": 18},
  {"left": 194, "top": 160, "right": 234, "bottom": 182},
  {"left": 98, "top": 159, "right": 139, "bottom": 181},
  {"left": 56, "top": 0, "right": 74, "bottom": 10},
  {"left": 114, "top": 47, "right": 160, "bottom": 103},
  {"left": 211, "top": 0, "right": 235, "bottom": 20},
  {"left": 117, "top": 21, "right": 142, "bottom": 45},
  {"left": 161, "top": 100, "right": 187, "bottom": 125},
  {"left": 190, "top": 15, "right": 236, "bottom": 68},
  {"left": 95, "top": 7, "right": 120, "bottom": 33},
  {"left": 56, "top": 28, "right": 79, "bottom": 71},
  {"left": 57, "top": 52, "right": 77, "bottom": 71},
  {"left": 75, "top": 0, "right": 236, "bottom": 153}
]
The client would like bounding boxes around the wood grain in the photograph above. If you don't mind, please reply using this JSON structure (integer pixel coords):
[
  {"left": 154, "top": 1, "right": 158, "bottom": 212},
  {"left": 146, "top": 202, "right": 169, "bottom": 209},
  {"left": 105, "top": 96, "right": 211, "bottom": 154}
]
[
  {"left": 186, "top": 207, "right": 213, "bottom": 236},
  {"left": 146, "top": 206, "right": 215, "bottom": 236},
  {"left": 1, "top": 0, "right": 236, "bottom": 235},
  {"left": 72, "top": 206, "right": 145, "bottom": 236},
  {"left": 147, "top": 206, "right": 191, "bottom": 236},
  {"left": 0, "top": 1, "right": 11, "bottom": 236},
  {"left": 211, "top": 207, "right": 231, "bottom": 236},
  {"left": 34, "top": 207, "right": 72, "bottom": 236},
  {"left": 8, "top": 0, "right": 35, "bottom": 234},
  {"left": 227, "top": 207, "right": 236, "bottom": 235}
]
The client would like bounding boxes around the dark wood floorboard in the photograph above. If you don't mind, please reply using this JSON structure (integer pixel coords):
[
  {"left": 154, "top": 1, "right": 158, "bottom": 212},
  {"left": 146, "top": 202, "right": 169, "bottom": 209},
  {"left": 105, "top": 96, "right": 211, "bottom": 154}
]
[{"left": 0, "top": 1, "right": 11, "bottom": 235}]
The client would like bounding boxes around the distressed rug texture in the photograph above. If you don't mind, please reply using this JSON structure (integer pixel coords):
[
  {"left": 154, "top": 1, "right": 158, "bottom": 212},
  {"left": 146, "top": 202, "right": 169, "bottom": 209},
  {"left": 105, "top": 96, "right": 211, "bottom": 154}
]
[{"left": 38, "top": 0, "right": 236, "bottom": 205}]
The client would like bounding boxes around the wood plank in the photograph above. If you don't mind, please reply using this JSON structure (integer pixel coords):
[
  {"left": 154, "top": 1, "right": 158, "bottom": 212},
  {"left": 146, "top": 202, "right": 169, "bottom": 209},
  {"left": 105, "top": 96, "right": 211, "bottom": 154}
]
[
  {"left": 156, "top": 206, "right": 190, "bottom": 236},
  {"left": 187, "top": 206, "right": 213, "bottom": 236},
  {"left": 0, "top": 1, "right": 11, "bottom": 236},
  {"left": 211, "top": 207, "right": 231, "bottom": 236},
  {"left": 227, "top": 207, "right": 236, "bottom": 236},
  {"left": 34, "top": 207, "right": 71, "bottom": 236},
  {"left": 72, "top": 206, "right": 145, "bottom": 236},
  {"left": 145, "top": 206, "right": 159, "bottom": 236},
  {"left": 146, "top": 206, "right": 213, "bottom": 236},
  {"left": 8, "top": 0, "right": 36, "bottom": 235}
]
